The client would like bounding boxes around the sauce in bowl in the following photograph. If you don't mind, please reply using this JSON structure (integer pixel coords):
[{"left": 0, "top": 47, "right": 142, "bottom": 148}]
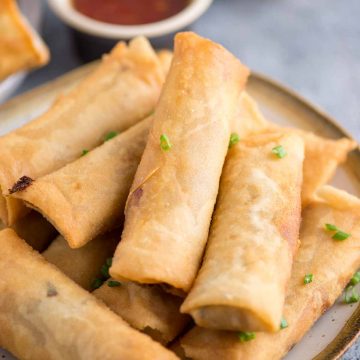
[{"left": 73, "top": 0, "right": 190, "bottom": 25}]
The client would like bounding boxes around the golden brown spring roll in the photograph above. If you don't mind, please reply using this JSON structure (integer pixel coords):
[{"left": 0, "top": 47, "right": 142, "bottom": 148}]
[
  {"left": 0, "top": 36, "right": 165, "bottom": 226},
  {"left": 233, "top": 92, "right": 269, "bottom": 137},
  {"left": 13, "top": 117, "right": 151, "bottom": 248},
  {"left": 111, "top": 32, "right": 249, "bottom": 293},
  {"left": 181, "top": 132, "right": 304, "bottom": 332},
  {"left": 157, "top": 49, "right": 173, "bottom": 74},
  {"left": 94, "top": 282, "right": 190, "bottom": 344},
  {"left": 11, "top": 210, "right": 57, "bottom": 251},
  {"left": 11, "top": 94, "right": 267, "bottom": 250},
  {"left": 178, "top": 185, "right": 360, "bottom": 360},
  {"left": 43, "top": 232, "right": 119, "bottom": 290},
  {"left": 298, "top": 132, "right": 357, "bottom": 205},
  {"left": 0, "top": 0, "right": 49, "bottom": 81},
  {"left": 267, "top": 125, "right": 357, "bottom": 205},
  {"left": 0, "top": 228, "right": 178, "bottom": 360},
  {"left": 238, "top": 95, "right": 357, "bottom": 205},
  {"left": 42, "top": 229, "right": 189, "bottom": 344}
]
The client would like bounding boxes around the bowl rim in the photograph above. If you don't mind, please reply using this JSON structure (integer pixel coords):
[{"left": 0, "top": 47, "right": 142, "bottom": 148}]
[{"left": 47, "top": 0, "right": 213, "bottom": 39}]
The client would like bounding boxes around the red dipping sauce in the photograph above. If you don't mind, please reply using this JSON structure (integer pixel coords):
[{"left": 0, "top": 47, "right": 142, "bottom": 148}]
[{"left": 73, "top": 0, "right": 190, "bottom": 25}]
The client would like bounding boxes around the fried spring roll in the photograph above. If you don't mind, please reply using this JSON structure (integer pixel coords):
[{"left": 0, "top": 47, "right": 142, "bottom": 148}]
[
  {"left": 238, "top": 95, "right": 357, "bottom": 205},
  {"left": 11, "top": 94, "right": 266, "bottom": 250},
  {"left": 181, "top": 132, "right": 304, "bottom": 332},
  {"left": 268, "top": 126, "right": 357, "bottom": 205},
  {"left": 233, "top": 93, "right": 269, "bottom": 137},
  {"left": 43, "top": 230, "right": 189, "bottom": 344},
  {"left": 157, "top": 50, "right": 173, "bottom": 74},
  {"left": 0, "top": 36, "right": 165, "bottom": 226},
  {"left": 111, "top": 32, "right": 249, "bottom": 293},
  {"left": 43, "top": 233, "right": 119, "bottom": 290},
  {"left": 299, "top": 132, "right": 357, "bottom": 205},
  {"left": 0, "top": 0, "right": 49, "bottom": 81},
  {"left": 94, "top": 282, "right": 190, "bottom": 344},
  {"left": 178, "top": 186, "right": 360, "bottom": 360},
  {"left": 13, "top": 117, "right": 152, "bottom": 248},
  {"left": 0, "top": 228, "right": 177, "bottom": 360}
]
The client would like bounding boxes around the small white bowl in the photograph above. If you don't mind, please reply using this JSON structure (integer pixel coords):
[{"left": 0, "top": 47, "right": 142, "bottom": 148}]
[{"left": 48, "top": 0, "right": 213, "bottom": 40}]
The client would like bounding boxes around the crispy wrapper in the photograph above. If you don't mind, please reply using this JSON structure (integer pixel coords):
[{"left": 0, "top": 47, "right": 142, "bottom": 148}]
[
  {"left": 298, "top": 131, "right": 357, "bottom": 205},
  {"left": 13, "top": 117, "right": 151, "bottom": 248},
  {"left": 94, "top": 281, "right": 190, "bottom": 344},
  {"left": 0, "top": 228, "right": 177, "bottom": 360},
  {"left": 157, "top": 50, "right": 173, "bottom": 74},
  {"left": 111, "top": 32, "right": 249, "bottom": 293},
  {"left": 0, "top": 36, "right": 165, "bottom": 225},
  {"left": 178, "top": 186, "right": 360, "bottom": 360},
  {"left": 12, "top": 94, "right": 267, "bottom": 250},
  {"left": 233, "top": 93, "right": 269, "bottom": 137},
  {"left": 0, "top": 0, "right": 49, "bottom": 81},
  {"left": 43, "top": 232, "right": 119, "bottom": 290},
  {"left": 181, "top": 132, "right": 304, "bottom": 332},
  {"left": 267, "top": 124, "right": 357, "bottom": 205},
  {"left": 42, "top": 229, "right": 189, "bottom": 344}
]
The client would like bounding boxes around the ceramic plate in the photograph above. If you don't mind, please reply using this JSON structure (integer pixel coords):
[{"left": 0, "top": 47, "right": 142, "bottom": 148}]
[{"left": 0, "top": 64, "right": 358, "bottom": 360}]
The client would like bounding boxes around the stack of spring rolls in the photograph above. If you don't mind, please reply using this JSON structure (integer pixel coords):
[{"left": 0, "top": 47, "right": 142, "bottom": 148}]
[{"left": 0, "top": 31, "right": 359, "bottom": 360}]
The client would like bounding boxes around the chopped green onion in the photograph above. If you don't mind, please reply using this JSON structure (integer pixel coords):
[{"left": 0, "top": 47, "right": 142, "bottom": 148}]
[
  {"left": 325, "top": 223, "right": 338, "bottom": 231},
  {"left": 104, "top": 131, "right": 118, "bottom": 142},
  {"left": 228, "top": 133, "right": 240, "bottom": 148},
  {"left": 100, "top": 265, "right": 109, "bottom": 278},
  {"left": 332, "top": 231, "right": 351, "bottom": 241},
  {"left": 238, "top": 331, "right": 256, "bottom": 342},
  {"left": 91, "top": 278, "right": 104, "bottom": 290},
  {"left": 100, "top": 258, "right": 112, "bottom": 279},
  {"left": 106, "top": 258, "right": 112, "bottom": 267},
  {"left": 280, "top": 318, "right": 288, "bottom": 330},
  {"left": 349, "top": 271, "right": 360, "bottom": 287},
  {"left": 81, "top": 149, "right": 89, "bottom": 156},
  {"left": 108, "top": 280, "right": 121, "bottom": 287},
  {"left": 304, "top": 274, "right": 313, "bottom": 284},
  {"left": 344, "top": 286, "right": 360, "bottom": 304},
  {"left": 324, "top": 223, "right": 350, "bottom": 241},
  {"left": 272, "top": 145, "right": 287, "bottom": 159},
  {"left": 160, "top": 134, "right": 172, "bottom": 151}
]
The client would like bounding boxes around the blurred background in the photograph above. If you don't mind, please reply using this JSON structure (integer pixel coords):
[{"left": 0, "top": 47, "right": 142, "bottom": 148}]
[{"left": 12, "top": 0, "right": 360, "bottom": 142}]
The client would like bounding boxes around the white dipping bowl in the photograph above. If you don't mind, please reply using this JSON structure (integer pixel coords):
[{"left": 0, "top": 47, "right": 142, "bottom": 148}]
[{"left": 48, "top": 0, "right": 213, "bottom": 39}]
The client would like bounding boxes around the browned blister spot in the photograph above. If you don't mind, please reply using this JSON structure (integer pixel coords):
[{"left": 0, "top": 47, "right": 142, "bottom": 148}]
[
  {"left": 8, "top": 176, "right": 34, "bottom": 194},
  {"left": 46, "top": 282, "right": 58, "bottom": 297}
]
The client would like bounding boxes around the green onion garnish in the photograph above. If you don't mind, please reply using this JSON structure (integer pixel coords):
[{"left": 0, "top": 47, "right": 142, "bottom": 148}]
[
  {"left": 324, "top": 223, "right": 350, "bottom": 241},
  {"left": 272, "top": 145, "right": 287, "bottom": 159},
  {"left": 100, "top": 257, "right": 112, "bottom": 278},
  {"left": 108, "top": 280, "right": 121, "bottom": 287},
  {"left": 160, "top": 134, "right": 172, "bottom": 151},
  {"left": 344, "top": 286, "right": 360, "bottom": 304},
  {"left": 332, "top": 231, "right": 351, "bottom": 241},
  {"left": 238, "top": 331, "right": 256, "bottom": 342},
  {"left": 349, "top": 271, "right": 360, "bottom": 287},
  {"left": 81, "top": 149, "right": 89, "bottom": 156},
  {"left": 228, "top": 133, "right": 240, "bottom": 148},
  {"left": 280, "top": 318, "right": 288, "bottom": 330},
  {"left": 325, "top": 223, "right": 338, "bottom": 231},
  {"left": 304, "top": 274, "right": 313, "bottom": 284},
  {"left": 104, "top": 131, "right": 118, "bottom": 142},
  {"left": 91, "top": 278, "right": 104, "bottom": 290}
]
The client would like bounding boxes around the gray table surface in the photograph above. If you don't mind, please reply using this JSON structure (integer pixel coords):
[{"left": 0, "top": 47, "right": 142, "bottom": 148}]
[{"left": 13, "top": 1, "right": 360, "bottom": 359}]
